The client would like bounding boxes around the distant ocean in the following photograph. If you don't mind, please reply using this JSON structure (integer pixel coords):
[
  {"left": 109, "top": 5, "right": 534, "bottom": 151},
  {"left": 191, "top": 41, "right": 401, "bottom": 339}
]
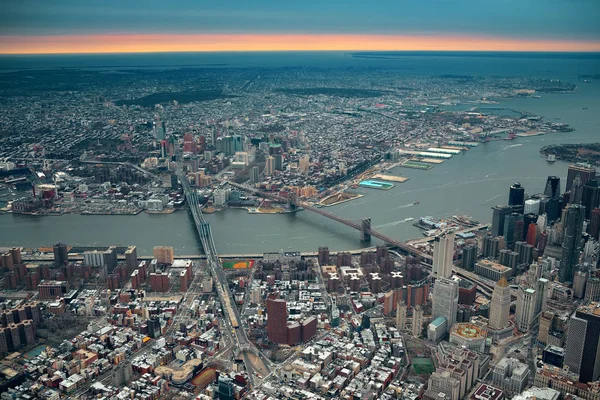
[{"left": 0, "top": 51, "right": 599, "bottom": 78}]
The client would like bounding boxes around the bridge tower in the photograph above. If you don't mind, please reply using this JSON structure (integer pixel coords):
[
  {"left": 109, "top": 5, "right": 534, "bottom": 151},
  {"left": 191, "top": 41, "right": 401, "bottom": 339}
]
[
  {"left": 361, "top": 218, "right": 372, "bottom": 241},
  {"left": 288, "top": 192, "right": 298, "bottom": 212}
]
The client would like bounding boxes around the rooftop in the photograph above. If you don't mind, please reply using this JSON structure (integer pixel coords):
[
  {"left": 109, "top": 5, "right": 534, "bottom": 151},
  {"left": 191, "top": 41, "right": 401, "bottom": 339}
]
[
  {"left": 578, "top": 301, "right": 600, "bottom": 317},
  {"left": 451, "top": 322, "right": 487, "bottom": 339}
]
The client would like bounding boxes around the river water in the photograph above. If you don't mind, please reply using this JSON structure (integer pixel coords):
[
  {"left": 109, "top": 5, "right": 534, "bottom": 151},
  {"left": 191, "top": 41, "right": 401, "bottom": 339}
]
[{"left": 1, "top": 54, "right": 599, "bottom": 255}]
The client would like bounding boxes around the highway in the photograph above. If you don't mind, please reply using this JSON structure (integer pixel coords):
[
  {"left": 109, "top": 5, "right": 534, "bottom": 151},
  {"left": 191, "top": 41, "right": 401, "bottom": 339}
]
[{"left": 177, "top": 166, "right": 271, "bottom": 387}]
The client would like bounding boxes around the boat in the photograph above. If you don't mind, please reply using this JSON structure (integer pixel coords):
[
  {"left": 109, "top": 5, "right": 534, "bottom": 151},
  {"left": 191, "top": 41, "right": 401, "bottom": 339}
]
[
  {"left": 546, "top": 154, "right": 556, "bottom": 163},
  {"left": 413, "top": 201, "right": 420, "bottom": 205},
  {"left": 405, "top": 217, "right": 415, "bottom": 221},
  {"left": 452, "top": 215, "right": 479, "bottom": 227}
]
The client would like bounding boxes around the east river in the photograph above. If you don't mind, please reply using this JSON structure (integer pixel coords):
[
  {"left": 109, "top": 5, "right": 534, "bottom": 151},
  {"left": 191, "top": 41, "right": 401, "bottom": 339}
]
[{"left": 1, "top": 64, "right": 599, "bottom": 255}]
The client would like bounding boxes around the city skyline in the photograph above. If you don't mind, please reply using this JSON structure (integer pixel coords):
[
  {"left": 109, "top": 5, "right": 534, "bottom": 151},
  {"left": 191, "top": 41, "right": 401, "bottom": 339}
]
[{"left": 1, "top": 0, "right": 600, "bottom": 54}]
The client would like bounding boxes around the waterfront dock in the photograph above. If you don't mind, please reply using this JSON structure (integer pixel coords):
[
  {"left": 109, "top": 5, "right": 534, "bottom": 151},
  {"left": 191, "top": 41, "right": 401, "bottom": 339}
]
[{"left": 371, "top": 174, "right": 410, "bottom": 183}]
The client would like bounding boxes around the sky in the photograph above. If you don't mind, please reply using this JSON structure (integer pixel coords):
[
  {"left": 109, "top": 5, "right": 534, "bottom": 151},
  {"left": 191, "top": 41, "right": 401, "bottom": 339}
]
[{"left": 1, "top": 0, "right": 600, "bottom": 54}]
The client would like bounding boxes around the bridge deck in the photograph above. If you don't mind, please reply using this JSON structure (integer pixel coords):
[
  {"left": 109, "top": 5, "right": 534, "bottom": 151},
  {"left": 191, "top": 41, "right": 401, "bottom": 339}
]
[{"left": 228, "top": 181, "right": 432, "bottom": 261}]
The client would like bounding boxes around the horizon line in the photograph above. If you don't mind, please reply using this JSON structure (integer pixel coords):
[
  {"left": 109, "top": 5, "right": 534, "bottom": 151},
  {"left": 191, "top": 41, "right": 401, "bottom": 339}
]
[
  {"left": 3, "top": 49, "right": 600, "bottom": 57},
  {"left": 2, "top": 33, "right": 600, "bottom": 55}
]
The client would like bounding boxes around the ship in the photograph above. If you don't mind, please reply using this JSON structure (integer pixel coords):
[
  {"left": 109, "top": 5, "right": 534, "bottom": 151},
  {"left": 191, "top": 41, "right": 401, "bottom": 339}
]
[
  {"left": 546, "top": 154, "right": 556, "bottom": 163},
  {"left": 452, "top": 215, "right": 479, "bottom": 227}
]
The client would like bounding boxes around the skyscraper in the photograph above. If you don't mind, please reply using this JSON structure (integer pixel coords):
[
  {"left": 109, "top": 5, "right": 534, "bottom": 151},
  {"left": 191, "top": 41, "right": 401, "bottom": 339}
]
[
  {"left": 491, "top": 205, "right": 512, "bottom": 237},
  {"left": 503, "top": 212, "right": 524, "bottom": 249},
  {"left": 515, "top": 286, "right": 536, "bottom": 333},
  {"left": 461, "top": 245, "right": 477, "bottom": 272},
  {"left": 523, "top": 213, "right": 538, "bottom": 240},
  {"left": 482, "top": 235, "right": 500, "bottom": 258},
  {"left": 544, "top": 176, "right": 561, "bottom": 198},
  {"left": 566, "top": 163, "right": 596, "bottom": 192},
  {"left": 489, "top": 276, "right": 511, "bottom": 329},
  {"left": 569, "top": 174, "right": 584, "bottom": 205},
  {"left": 582, "top": 179, "right": 600, "bottom": 219},
  {"left": 53, "top": 243, "right": 68, "bottom": 267},
  {"left": 509, "top": 182, "right": 525, "bottom": 214},
  {"left": 564, "top": 302, "right": 600, "bottom": 383},
  {"left": 267, "top": 296, "right": 287, "bottom": 344},
  {"left": 589, "top": 208, "right": 600, "bottom": 240},
  {"left": 432, "top": 277, "right": 459, "bottom": 332},
  {"left": 525, "top": 223, "right": 537, "bottom": 246},
  {"left": 433, "top": 233, "right": 455, "bottom": 279},
  {"left": 560, "top": 204, "right": 585, "bottom": 283}
]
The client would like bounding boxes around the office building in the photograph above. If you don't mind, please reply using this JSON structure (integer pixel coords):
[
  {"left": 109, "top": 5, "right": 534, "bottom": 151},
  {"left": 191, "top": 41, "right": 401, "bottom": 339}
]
[
  {"left": 424, "top": 370, "right": 461, "bottom": 400},
  {"left": 482, "top": 236, "right": 500, "bottom": 258},
  {"left": 569, "top": 174, "right": 584, "bottom": 205},
  {"left": 433, "top": 233, "right": 455, "bottom": 279},
  {"left": 509, "top": 182, "right": 525, "bottom": 214},
  {"left": 564, "top": 301, "right": 600, "bottom": 383},
  {"left": 560, "top": 204, "right": 585, "bottom": 283},
  {"left": 432, "top": 277, "right": 459, "bottom": 332},
  {"left": 525, "top": 223, "right": 537, "bottom": 247},
  {"left": 544, "top": 176, "right": 561, "bottom": 198},
  {"left": 585, "top": 276, "right": 600, "bottom": 301},
  {"left": 267, "top": 296, "right": 288, "bottom": 344},
  {"left": 489, "top": 276, "right": 511, "bottom": 330},
  {"left": 589, "top": 208, "right": 600, "bottom": 240},
  {"left": 515, "top": 241, "right": 533, "bottom": 265},
  {"left": 396, "top": 300, "right": 407, "bottom": 331},
  {"left": 476, "top": 259, "right": 512, "bottom": 281},
  {"left": 542, "top": 345, "right": 565, "bottom": 368},
  {"left": 493, "top": 358, "right": 530, "bottom": 394},
  {"left": 503, "top": 212, "right": 523, "bottom": 249},
  {"left": 428, "top": 317, "right": 448, "bottom": 343},
  {"left": 516, "top": 286, "right": 537, "bottom": 332},
  {"left": 492, "top": 205, "right": 512, "bottom": 237},
  {"left": 566, "top": 163, "right": 596, "bottom": 192},
  {"left": 537, "top": 311, "right": 555, "bottom": 347},
  {"left": 524, "top": 199, "right": 540, "bottom": 216},
  {"left": 461, "top": 245, "right": 477, "bottom": 271},
  {"left": 535, "top": 278, "right": 550, "bottom": 315},
  {"left": 53, "top": 243, "right": 68, "bottom": 267},
  {"left": 582, "top": 179, "right": 600, "bottom": 219},
  {"left": 449, "top": 322, "right": 487, "bottom": 352}
]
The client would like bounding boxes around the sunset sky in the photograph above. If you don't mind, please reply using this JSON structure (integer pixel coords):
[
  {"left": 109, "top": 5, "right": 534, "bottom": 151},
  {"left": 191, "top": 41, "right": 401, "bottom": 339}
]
[{"left": 1, "top": 0, "right": 599, "bottom": 54}]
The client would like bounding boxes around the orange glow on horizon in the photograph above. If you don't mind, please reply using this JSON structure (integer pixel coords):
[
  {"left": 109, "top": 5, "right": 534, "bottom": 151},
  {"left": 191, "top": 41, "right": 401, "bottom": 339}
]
[{"left": 1, "top": 33, "right": 599, "bottom": 54}]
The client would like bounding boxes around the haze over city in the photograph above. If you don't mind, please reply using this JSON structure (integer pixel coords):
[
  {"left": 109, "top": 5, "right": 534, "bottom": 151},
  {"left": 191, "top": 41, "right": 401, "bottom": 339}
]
[{"left": 0, "top": 2, "right": 599, "bottom": 400}]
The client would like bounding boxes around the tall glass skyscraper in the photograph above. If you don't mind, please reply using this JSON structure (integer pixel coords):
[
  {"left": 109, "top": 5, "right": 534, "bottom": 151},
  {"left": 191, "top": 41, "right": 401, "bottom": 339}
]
[
  {"left": 559, "top": 204, "right": 585, "bottom": 283},
  {"left": 509, "top": 182, "right": 525, "bottom": 214}
]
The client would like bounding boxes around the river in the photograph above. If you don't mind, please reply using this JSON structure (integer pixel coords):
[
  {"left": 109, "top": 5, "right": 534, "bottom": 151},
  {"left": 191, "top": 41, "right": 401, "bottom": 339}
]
[{"left": 1, "top": 55, "right": 599, "bottom": 255}]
